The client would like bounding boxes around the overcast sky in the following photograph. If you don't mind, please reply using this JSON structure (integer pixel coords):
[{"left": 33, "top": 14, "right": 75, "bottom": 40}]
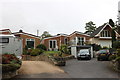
[{"left": 0, "top": 0, "right": 120, "bottom": 36}]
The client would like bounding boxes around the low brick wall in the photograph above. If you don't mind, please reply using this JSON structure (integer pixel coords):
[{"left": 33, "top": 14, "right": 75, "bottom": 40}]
[
  {"left": 64, "top": 55, "right": 75, "bottom": 60},
  {"left": 22, "top": 55, "right": 55, "bottom": 64},
  {"left": 22, "top": 55, "right": 75, "bottom": 64}
]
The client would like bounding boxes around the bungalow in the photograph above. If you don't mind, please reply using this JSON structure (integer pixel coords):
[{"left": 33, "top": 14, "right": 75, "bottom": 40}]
[
  {"left": 13, "top": 30, "right": 40, "bottom": 49},
  {"left": 67, "top": 31, "right": 93, "bottom": 58},
  {"left": 41, "top": 34, "right": 68, "bottom": 51},
  {"left": 41, "top": 31, "right": 93, "bottom": 58},
  {"left": 90, "top": 23, "right": 120, "bottom": 48}
]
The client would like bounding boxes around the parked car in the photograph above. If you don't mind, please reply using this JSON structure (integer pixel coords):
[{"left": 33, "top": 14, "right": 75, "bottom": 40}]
[
  {"left": 77, "top": 49, "right": 91, "bottom": 60},
  {"left": 97, "top": 49, "right": 110, "bottom": 61}
]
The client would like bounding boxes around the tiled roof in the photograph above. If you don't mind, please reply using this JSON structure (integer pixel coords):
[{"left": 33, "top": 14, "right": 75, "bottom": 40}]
[
  {"left": 90, "top": 23, "right": 107, "bottom": 37},
  {"left": 13, "top": 31, "right": 40, "bottom": 38},
  {"left": 0, "top": 29, "right": 10, "bottom": 31}
]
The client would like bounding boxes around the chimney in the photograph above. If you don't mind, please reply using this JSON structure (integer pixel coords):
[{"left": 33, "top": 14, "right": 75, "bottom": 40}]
[{"left": 19, "top": 29, "right": 23, "bottom": 32}]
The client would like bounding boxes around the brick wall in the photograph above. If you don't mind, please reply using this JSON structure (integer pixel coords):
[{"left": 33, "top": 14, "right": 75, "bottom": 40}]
[{"left": 19, "top": 34, "right": 40, "bottom": 48}]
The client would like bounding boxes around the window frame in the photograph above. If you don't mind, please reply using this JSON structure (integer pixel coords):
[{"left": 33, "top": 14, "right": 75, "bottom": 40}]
[
  {"left": 77, "top": 37, "right": 84, "bottom": 45},
  {"left": 26, "top": 38, "right": 35, "bottom": 49},
  {"left": 49, "top": 40, "right": 57, "bottom": 49},
  {"left": 100, "top": 30, "right": 111, "bottom": 37},
  {"left": 0, "top": 38, "right": 9, "bottom": 43}
]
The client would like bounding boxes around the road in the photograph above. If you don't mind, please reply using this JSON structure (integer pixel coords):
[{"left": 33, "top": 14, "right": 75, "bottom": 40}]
[{"left": 61, "top": 58, "right": 120, "bottom": 78}]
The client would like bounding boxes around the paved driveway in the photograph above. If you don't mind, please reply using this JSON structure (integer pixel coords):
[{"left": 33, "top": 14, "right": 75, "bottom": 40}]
[{"left": 61, "top": 58, "right": 120, "bottom": 78}]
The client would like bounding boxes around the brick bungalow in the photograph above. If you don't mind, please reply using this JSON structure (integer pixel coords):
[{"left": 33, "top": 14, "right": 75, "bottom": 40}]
[
  {"left": 41, "top": 34, "right": 68, "bottom": 51},
  {"left": 13, "top": 30, "right": 40, "bottom": 49},
  {"left": 68, "top": 31, "right": 91, "bottom": 46},
  {"left": 41, "top": 31, "right": 91, "bottom": 51}
]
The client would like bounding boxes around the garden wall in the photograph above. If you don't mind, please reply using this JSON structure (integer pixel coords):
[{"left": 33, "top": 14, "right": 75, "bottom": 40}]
[
  {"left": 22, "top": 55, "right": 75, "bottom": 64},
  {"left": 22, "top": 55, "right": 55, "bottom": 64}
]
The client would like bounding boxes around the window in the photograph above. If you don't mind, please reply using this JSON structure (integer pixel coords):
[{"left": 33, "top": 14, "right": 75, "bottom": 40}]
[
  {"left": 0, "top": 38, "right": 9, "bottom": 43},
  {"left": 26, "top": 39, "right": 35, "bottom": 48},
  {"left": 77, "top": 37, "right": 84, "bottom": 45},
  {"left": 49, "top": 40, "right": 56, "bottom": 48},
  {"left": 64, "top": 38, "right": 68, "bottom": 45},
  {"left": 101, "top": 30, "right": 111, "bottom": 37}
]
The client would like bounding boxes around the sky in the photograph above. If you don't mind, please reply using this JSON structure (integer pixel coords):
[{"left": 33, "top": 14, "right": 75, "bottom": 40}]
[{"left": 0, "top": 0, "right": 120, "bottom": 36}]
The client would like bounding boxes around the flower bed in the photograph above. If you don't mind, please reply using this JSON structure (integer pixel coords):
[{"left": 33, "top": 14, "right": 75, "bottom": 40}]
[{"left": 2, "top": 54, "right": 22, "bottom": 79}]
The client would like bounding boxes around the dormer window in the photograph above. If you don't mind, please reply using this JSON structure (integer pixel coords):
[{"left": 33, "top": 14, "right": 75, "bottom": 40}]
[{"left": 100, "top": 30, "right": 111, "bottom": 37}]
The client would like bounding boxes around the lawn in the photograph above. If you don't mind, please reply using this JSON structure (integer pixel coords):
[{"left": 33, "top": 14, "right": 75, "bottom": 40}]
[{"left": 44, "top": 51, "right": 70, "bottom": 57}]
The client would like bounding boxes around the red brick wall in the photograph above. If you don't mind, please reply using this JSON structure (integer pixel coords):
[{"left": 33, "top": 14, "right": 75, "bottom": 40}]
[
  {"left": 42, "top": 36, "right": 67, "bottom": 50},
  {"left": 19, "top": 34, "right": 40, "bottom": 48},
  {"left": 69, "top": 33, "right": 90, "bottom": 42}
]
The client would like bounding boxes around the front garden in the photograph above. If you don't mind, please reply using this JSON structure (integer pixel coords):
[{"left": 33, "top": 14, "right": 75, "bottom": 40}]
[
  {"left": 1, "top": 53, "right": 22, "bottom": 79},
  {"left": 108, "top": 41, "right": 120, "bottom": 72},
  {"left": 22, "top": 44, "right": 74, "bottom": 66}
]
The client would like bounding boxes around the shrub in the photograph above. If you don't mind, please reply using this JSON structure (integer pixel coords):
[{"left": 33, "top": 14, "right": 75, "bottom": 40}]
[
  {"left": 2, "top": 54, "right": 22, "bottom": 73},
  {"left": 115, "top": 56, "right": 120, "bottom": 61},
  {"left": 2, "top": 64, "right": 21, "bottom": 73},
  {"left": 30, "top": 49, "right": 41, "bottom": 56},
  {"left": 60, "top": 44, "right": 69, "bottom": 54},
  {"left": 109, "top": 54, "right": 117, "bottom": 61},
  {"left": 113, "top": 41, "right": 120, "bottom": 49},
  {"left": 2, "top": 54, "right": 21, "bottom": 64},
  {"left": 91, "top": 44, "right": 101, "bottom": 51},
  {"left": 116, "top": 49, "right": 120, "bottom": 56},
  {"left": 36, "top": 44, "right": 47, "bottom": 51}
]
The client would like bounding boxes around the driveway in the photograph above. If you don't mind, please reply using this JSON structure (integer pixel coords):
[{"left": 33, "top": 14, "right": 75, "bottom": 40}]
[
  {"left": 14, "top": 61, "right": 69, "bottom": 78},
  {"left": 13, "top": 59, "right": 120, "bottom": 78},
  {"left": 61, "top": 58, "right": 120, "bottom": 78}
]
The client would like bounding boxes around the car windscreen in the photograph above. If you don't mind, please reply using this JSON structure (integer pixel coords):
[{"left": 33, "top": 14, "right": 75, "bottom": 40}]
[
  {"left": 98, "top": 50, "right": 107, "bottom": 53},
  {"left": 79, "top": 50, "right": 89, "bottom": 55}
]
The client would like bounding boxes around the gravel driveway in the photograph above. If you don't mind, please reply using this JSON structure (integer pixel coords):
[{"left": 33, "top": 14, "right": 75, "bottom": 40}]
[{"left": 14, "top": 61, "right": 69, "bottom": 78}]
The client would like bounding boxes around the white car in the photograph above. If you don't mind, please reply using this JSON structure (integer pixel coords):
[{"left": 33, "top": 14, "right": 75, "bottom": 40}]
[{"left": 77, "top": 49, "right": 91, "bottom": 60}]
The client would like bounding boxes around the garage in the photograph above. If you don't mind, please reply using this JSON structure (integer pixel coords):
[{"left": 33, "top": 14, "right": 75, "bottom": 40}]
[{"left": 70, "top": 45, "right": 93, "bottom": 58}]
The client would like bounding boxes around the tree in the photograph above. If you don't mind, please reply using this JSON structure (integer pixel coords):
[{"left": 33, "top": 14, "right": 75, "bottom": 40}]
[
  {"left": 109, "top": 19, "right": 116, "bottom": 48},
  {"left": 41, "top": 31, "right": 52, "bottom": 39},
  {"left": 85, "top": 21, "right": 96, "bottom": 34}
]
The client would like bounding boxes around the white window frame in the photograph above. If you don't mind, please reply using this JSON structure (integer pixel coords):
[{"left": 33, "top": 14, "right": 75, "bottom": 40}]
[
  {"left": 77, "top": 37, "right": 84, "bottom": 45},
  {"left": 26, "top": 38, "right": 35, "bottom": 49},
  {"left": 49, "top": 40, "right": 57, "bottom": 49},
  {"left": 100, "top": 30, "right": 111, "bottom": 37}
]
